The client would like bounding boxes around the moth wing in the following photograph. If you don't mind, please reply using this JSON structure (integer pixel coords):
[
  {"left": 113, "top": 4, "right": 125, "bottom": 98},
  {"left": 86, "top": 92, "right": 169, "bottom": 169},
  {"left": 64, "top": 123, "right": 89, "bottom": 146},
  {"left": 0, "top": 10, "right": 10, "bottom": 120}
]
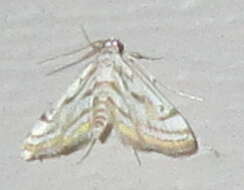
[
  {"left": 22, "top": 63, "right": 98, "bottom": 161},
  {"left": 115, "top": 60, "right": 198, "bottom": 157}
]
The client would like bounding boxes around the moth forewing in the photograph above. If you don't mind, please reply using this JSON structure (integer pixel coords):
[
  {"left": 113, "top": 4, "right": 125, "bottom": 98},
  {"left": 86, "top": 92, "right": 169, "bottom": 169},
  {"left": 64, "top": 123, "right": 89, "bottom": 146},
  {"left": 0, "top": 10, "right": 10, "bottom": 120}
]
[
  {"left": 21, "top": 59, "right": 97, "bottom": 161},
  {"left": 22, "top": 38, "right": 198, "bottom": 161},
  {"left": 115, "top": 67, "right": 198, "bottom": 156}
]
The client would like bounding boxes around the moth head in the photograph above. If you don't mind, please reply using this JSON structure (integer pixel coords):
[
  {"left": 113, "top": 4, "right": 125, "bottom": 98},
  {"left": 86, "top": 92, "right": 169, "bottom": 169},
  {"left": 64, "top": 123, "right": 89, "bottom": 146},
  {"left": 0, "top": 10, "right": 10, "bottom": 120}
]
[{"left": 103, "top": 39, "right": 124, "bottom": 54}]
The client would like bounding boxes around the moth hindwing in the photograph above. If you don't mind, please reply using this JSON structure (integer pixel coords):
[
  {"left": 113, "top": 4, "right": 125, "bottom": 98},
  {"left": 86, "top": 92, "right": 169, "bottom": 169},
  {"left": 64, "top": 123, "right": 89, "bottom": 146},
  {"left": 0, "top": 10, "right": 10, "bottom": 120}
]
[{"left": 22, "top": 39, "right": 198, "bottom": 161}]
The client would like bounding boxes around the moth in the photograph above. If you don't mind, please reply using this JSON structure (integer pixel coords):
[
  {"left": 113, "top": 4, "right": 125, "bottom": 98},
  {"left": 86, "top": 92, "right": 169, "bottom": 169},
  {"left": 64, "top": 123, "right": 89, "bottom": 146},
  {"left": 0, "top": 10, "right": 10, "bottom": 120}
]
[{"left": 21, "top": 38, "right": 198, "bottom": 161}]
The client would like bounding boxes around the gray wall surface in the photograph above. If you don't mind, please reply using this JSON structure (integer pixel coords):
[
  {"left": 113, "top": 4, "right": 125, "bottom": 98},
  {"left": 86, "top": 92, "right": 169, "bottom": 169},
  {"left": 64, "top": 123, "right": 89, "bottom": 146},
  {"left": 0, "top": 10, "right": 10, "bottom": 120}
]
[{"left": 1, "top": 0, "right": 243, "bottom": 189}]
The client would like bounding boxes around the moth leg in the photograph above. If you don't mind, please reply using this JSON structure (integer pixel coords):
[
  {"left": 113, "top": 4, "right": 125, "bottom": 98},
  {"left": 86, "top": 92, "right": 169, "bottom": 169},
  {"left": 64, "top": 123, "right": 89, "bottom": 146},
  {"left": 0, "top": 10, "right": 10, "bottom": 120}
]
[
  {"left": 114, "top": 94, "right": 147, "bottom": 149},
  {"left": 77, "top": 138, "right": 96, "bottom": 164},
  {"left": 152, "top": 78, "right": 203, "bottom": 101},
  {"left": 128, "top": 103, "right": 147, "bottom": 147},
  {"left": 128, "top": 55, "right": 203, "bottom": 102},
  {"left": 128, "top": 52, "right": 163, "bottom": 61},
  {"left": 133, "top": 118, "right": 146, "bottom": 147},
  {"left": 46, "top": 52, "right": 96, "bottom": 76},
  {"left": 132, "top": 147, "right": 142, "bottom": 166}
]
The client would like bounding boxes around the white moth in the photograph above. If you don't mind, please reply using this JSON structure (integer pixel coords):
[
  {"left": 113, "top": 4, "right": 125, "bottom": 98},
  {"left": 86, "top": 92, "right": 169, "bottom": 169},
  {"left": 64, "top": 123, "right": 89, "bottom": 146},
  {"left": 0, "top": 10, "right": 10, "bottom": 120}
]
[{"left": 21, "top": 38, "right": 198, "bottom": 161}]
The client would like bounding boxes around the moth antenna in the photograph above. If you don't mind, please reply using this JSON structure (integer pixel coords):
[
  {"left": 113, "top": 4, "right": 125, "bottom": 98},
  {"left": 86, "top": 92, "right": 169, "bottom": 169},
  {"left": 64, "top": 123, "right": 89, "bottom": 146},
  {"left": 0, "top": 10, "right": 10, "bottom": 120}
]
[
  {"left": 81, "top": 25, "right": 104, "bottom": 51},
  {"left": 81, "top": 25, "right": 92, "bottom": 46},
  {"left": 37, "top": 45, "right": 90, "bottom": 65},
  {"left": 37, "top": 25, "right": 93, "bottom": 66},
  {"left": 46, "top": 48, "right": 97, "bottom": 76}
]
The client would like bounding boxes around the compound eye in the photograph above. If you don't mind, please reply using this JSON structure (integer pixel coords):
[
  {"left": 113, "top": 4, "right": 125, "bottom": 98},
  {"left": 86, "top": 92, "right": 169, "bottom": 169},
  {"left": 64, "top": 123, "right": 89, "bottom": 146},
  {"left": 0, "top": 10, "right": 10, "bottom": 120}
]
[
  {"left": 105, "top": 41, "right": 112, "bottom": 47},
  {"left": 115, "top": 40, "right": 124, "bottom": 54},
  {"left": 112, "top": 40, "right": 118, "bottom": 46}
]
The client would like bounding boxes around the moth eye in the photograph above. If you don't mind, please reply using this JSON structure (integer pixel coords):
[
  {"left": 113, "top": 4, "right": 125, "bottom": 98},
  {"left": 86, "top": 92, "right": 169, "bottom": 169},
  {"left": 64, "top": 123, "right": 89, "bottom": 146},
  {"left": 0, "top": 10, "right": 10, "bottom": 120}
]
[
  {"left": 40, "top": 113, "right": 48, "bottom": 121},
  {"left": 105, "top": 41, "right": 112, "bottom": 47},
  {"left": 116, "top": 40, "right": 124, "bottom": 54},
  {"left": 112, "top": 40, "right": 117, "bottom": 46}
]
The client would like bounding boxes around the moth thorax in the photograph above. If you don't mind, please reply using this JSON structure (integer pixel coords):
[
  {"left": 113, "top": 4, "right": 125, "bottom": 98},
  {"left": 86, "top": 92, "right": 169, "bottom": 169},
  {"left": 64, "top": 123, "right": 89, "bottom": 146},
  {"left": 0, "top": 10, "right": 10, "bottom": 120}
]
[{"left": 97, "top": 54, "right": 116, "bottom": 69}]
